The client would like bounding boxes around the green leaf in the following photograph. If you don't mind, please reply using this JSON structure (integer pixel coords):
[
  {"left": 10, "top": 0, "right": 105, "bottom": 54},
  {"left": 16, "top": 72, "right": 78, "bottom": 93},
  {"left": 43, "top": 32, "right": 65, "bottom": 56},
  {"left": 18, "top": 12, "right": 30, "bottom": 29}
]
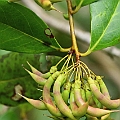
[
  {"left": 0, "top": 0, "right": 61, "bottom": 54},
  {"left": 88, "top": 0, "right": 120, "bottom": 53},
  {"left": 75, "top": 0, "right": 98, "bottom": 7},
  {"left": 0, "top": 52, "right": 42, "bottom": 106},
  {"left": 82, "top": 0, "right": 98, "bottom": 6}
]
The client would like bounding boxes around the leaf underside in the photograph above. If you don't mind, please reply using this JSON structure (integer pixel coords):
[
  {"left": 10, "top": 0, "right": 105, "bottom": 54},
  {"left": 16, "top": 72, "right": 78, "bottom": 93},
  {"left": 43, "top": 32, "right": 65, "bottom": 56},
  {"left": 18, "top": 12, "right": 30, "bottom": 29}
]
[
  {"left": 89, "top": 0, "right": 120, "bottom": 52},
  {"left": 0, "top": 0, "right": 61, "bottom": 54}
]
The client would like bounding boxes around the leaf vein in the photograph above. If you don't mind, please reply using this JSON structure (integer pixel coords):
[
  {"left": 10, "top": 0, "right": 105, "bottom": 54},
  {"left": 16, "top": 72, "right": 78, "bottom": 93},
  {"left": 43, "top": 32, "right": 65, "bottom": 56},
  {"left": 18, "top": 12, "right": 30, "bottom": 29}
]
[{"left": 91, "top": 1, "right": 120, "bottom": 51}]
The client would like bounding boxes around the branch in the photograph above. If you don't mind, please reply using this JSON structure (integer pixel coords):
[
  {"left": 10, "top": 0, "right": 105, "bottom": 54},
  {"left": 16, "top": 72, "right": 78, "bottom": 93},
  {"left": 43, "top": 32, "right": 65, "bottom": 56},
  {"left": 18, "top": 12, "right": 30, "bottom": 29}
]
[{"left": 21, "top": 0, "right": 120, "bottom": 58}]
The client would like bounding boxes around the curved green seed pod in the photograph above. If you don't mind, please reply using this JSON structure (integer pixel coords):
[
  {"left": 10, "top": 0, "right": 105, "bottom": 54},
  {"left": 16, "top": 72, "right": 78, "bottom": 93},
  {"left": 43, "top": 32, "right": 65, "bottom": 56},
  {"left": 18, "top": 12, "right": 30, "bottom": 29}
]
[
  {"left": 47, "top": 116, "right": 59, "bottom": 120},
  {"left": 53, "top": 74, "right": 76, "bottom": 120},
  {"left": 74, "top": 81, "right": 118, "bottom": 117},
  {"left": 49, "top": 116, "right": 65, "bottom": 120},
  {"left": 24, "top": 68, "right": 47, "bottom": 86},
  {"left": 43, "top": 71, "right": 63, "bottom": 117},
  {"left": 96, "top": 76, "right": 110, "bottom": 99},
  {"left": 34, "top": 0, "right": 56, "bottom": 11},
  {"left": 85, "top": 114, "right": 98, "bottom": 120},
  {"left": 93, "top": 81, "right": 103, "bottom": 108},
  {"left": 93, "top": 96, "right": 102, "bottom": 108},
  {"left": 101, "top": 113, "right": 110, "bottom": 120},
  {"left": 85, "top": 83, "right": 96, "bottom": 107},
  {"left": 62, "top": 82, "right": 71, "bottom": 104},
  {"left": 27, "top": 61, "right": 42, "bottom": 76},
  {"left": 70, "top": 86, "right": 88, "bottom": 117},
  {"left": 80, "top": 88, "right": 86, "bottom": 102},
  {"left": 63, "top": 13, "right": 69, "bottom": 20},
  {"left": 94, "top": 80, "right": 100, "bottom": 90},
  {"left": 42, "top": 72, "right": 52, "bottom": 79},
  {"left": 88, "top": 77, "right": 120, "bottom": 109},
  {"left": 18, "top": 93, "right": 46, "bottom": 110},
  {"left": 27, "top": 61, "right": 51, "bottom": 78},
  {"left": 41, "top": 115, "right": 64, "bottom": 120}
]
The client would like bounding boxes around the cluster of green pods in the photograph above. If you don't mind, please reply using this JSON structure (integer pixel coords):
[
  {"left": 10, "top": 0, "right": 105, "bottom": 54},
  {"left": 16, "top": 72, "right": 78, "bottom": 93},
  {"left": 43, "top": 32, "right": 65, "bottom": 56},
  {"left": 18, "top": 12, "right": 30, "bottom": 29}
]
[{"left": 19, "top": 53, "right": 120, "bottom": 120}]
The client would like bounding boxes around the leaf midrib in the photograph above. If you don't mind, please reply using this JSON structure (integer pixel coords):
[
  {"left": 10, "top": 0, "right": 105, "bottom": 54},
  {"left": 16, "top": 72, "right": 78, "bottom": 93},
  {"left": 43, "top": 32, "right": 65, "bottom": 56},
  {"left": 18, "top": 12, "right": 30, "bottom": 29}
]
[
  {"left": 0, "top": 22, "right": 59, "bottom": 50},
  {"left": 0, "top": 1, "right": 61, "bottom": 50}
]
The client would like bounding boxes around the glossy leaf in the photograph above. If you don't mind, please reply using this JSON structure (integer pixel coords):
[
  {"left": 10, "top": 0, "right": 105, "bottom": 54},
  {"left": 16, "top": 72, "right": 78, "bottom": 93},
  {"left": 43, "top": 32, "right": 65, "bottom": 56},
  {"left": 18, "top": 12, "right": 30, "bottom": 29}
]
[
  {"left": 88, "top": 0, "right": 120, "bottom": 52},
  {"left": 82, "top": 0, "right": 98, "bottom": 6},
  {"left": 0, "top": 0, "right": 61, "bottom": 54},
  {"left": 75, "top": 0, "right": 98, "bottom": 7},
  {"left": 0, "top": 52, "right": 42, "bottom": 106}
]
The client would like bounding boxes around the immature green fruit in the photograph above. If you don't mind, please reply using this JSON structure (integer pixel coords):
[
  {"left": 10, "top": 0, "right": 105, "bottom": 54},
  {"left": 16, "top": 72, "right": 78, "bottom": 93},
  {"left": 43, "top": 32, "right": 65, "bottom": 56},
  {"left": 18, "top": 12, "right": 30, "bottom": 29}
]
[
  {"left": 74, "top": 83, "right": 118, "bottom": 117},
  {"left": 85, "top": 114, "right": 98, "bottom": 120},
  {"left": 43, "top": 71, "right": 62, "bottom": 117},
  {"left": 93, "top": 80, "right": 103, "bottom": 108},
  {"left": 70, "top": 86, "right": 88, "bottom": 117},
  {"left": 93, "top": 96, "right": 102, "bottom": 108},
  {"left": 63, "top": 13, "right": 69, "bottom": 20},
  {"left": 101, "top": 113, "right": 110, "bottom": 120},
  {"left": 25, "top": 68, "right": 47, "bottom": 86},
  {"left": 53, "top": 74, "right": 76, "bottom": 120},
  {"left": 62, "top": 82, "right": 71, "bottom": 104},
  {"left": 96, "top": 76, "right": 110, "bottom": 99},
  {"left": 27, "top": 61, "right": 51, "bottom": 78},
  {"left": 18, "top": 93, "right": 47, "bottom": 110},
  {"left": 85, "top": 83, "right": 96, "bottom": 107},
  {"left": 80, "top": 88, "right": 86, "bottom": 102},
  {"left": 88, "top": 77, "right": 120, "bottom": 109},
  {"left": 35, "top": 0, "right": 56, "bottom": 11},
  {"left": 27, "top": 61, "right": 42, "bottom": 76}
]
